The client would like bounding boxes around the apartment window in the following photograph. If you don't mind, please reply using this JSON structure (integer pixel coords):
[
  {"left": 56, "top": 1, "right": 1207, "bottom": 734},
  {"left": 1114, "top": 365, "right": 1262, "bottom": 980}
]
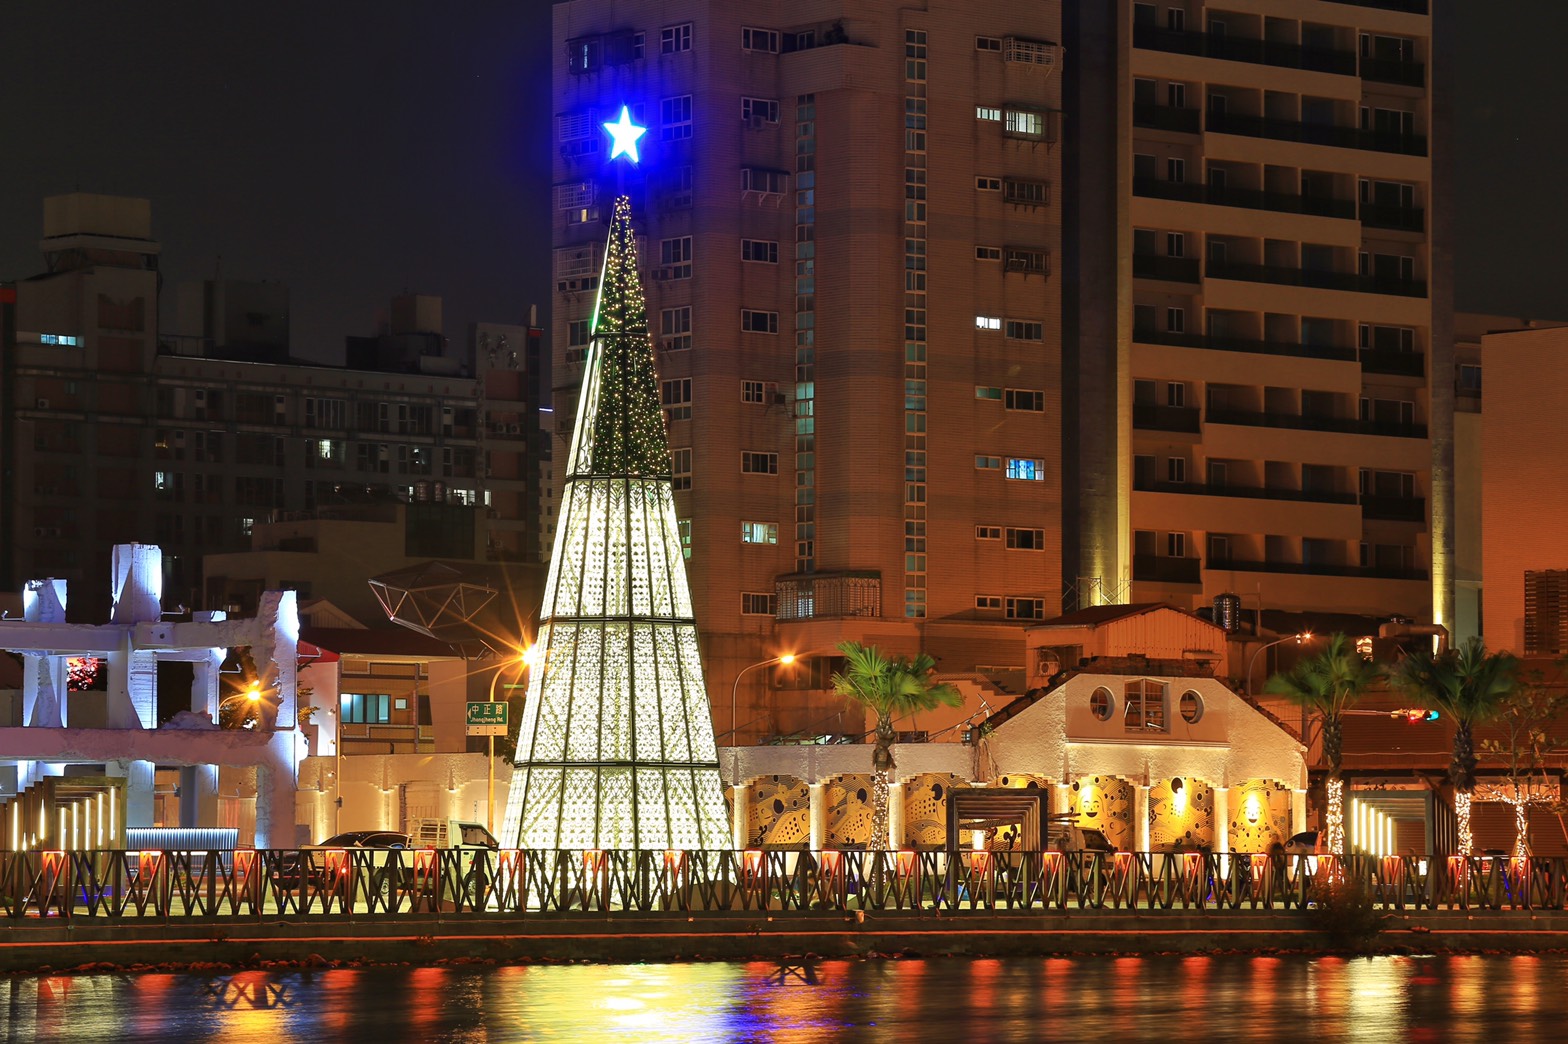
[
  {"left": 976, "top": 36, "right": 1003, "bottom": 51},
  {"left": 660, "top": 306, "right": 692, "bottom": 352},
  {"left": 741, "top": 521, "right": 779, "bottom": 544},
  {"left": 1167, "top": 82, "right": 1186, "bottom": 109},
  {"left": 659, "top": 236, "right": 693, "bottom": 279},
  {"left": 976, "top": 176, "right": 1002, "bottom": 191},
  {"left": 976, "top": 595, "right": 1003, "bottom": 611},
  {"left": 661, "top": 23, "right": 692, "bottom": 53},
  {"left": 975, "top": 315, "right": 1002, "bottom": 331},
  {"left": 1006, "top": 320, "right": 1044, "bottom": 341},
  {"left": 1458, "top": 363, "right": 1482, "bottom": 394},
  {"left": 1167, "top": 382, "right": 1186, "bottom": 407},
  {"left": 671, "top": 447, "right": 692, "bottom": 490},
  {"left": 1360, "top": 324, "right": 1416, "bottom": 352},
  {"left": 1167, "top": 532, "right": 1187, "bottom": 557},
  {"left": 1005, "top": 597, "right": 1046, "bottom": 621},
  {"left": 1166, "top": 232, "right": 1185, "bottom": 259},
  {"left": 976, "top": 106, "right": 1002, "bottom": 122},
  {"left": 976, "top": 386, "right": 1002, "bottom": 401},
  {"left": 742, "top": 26, "right": 780, "bottom": 52},
  {"left": 976, "top": 525, "right": 1002, "bottom": 540},
  {"left": 1003, "top": 179, "right": 1050, "bottom": 205},
  {"left": 660, "top": 95, "right": 693, "bottom": 140},
  {"left": 1167, "top": 307, "right": 1186, "bottom": 333},
  {"left": 741, "top": 310, "right": 779, "bottom": 334},
  {"left": 742, "top": 592, "right": 777, "bottom": 616},
  {"left": 1124, "top": 679, "right": 1167, "bottom": 732},
  {"left": 661, "top": 378, "right": 692, "bottom": 421},
  {"left": 568, "top": 319, "right": 591, "bottom": 347},
  {"left": 678, "top": 518, "right": 692, "bottom": 559},
  {"left": 1167, "top": 157, "right": 1186, "bottom": 184},
  {"left": 1006, "top": 527, "right": 1046, "bottom": 550},
  {"left": 1005, "top": 458, "right": 1044, "bottom": 481},
  {"left": 741, "top": 451, "right": 778, "bottom": 475},
  {"left": 341, "top": 693, "right": 392, "bottom": 725},
  {"left": 1004, "top": 36, "right": 1055, "bottom": 65},
  {"left": 741, "top": 239, "right": 779, "bottom": 263},
  {"left": 741, "top": 168, "right": 788, "bottom": 195},
  {"left": 742, "top": 380, "right": 767, "bottom": 404},
  {"left": 1167, "top": 457, "right": 1186, "bottom": 483},
  {"left": 976, "top": 455, "right": 1002, "bottom": 470},
  {"left": 1004, "top": 248, "right": 1049, "bottom": 274},
  {"left": 977, "top": 246, "right": 1002, "bottom": 261},
  {"left": 742, "top": 97, "right": 780, "bottom": 124},
  {"left": 1005, "top": 389, "right": 1044, "bottom": 411},
  {"left": 1004, "top": 109, "right": 1045, "bottom": 137}
]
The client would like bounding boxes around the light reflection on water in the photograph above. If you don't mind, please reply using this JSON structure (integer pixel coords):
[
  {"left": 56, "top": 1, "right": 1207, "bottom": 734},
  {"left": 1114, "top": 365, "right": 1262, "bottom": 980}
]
[{"left": 3, "top": 953, "right": 1564, "bottom": 1042}]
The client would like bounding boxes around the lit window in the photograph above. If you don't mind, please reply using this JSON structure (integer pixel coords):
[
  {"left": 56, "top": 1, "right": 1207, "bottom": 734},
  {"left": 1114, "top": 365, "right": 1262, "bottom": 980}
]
[
  {"left": 660, "top": 95, "right": 693, "bottom": 140},
  {"left": 976, "top": 386, "right": 1002, "bottom": 401},
  {"left": 1006, "top": 458, "right": 1044, "bottom": 481},
  {"left": 678, "top": 518, "right": 692, "bottom": 559},
  {"left": 39, "top": 333, "right": 79, "bottom": 347},
  {"left": 1005, "top": 389, "right": 1044, "bottom": 411},
  {"left": 741, "top": 521, "right": 779, "bottom": 544},
  {"left": 1005, "top": 109, "right": 1044, "bottom": 136},
  {"left": 742, "top": 26, "right": 780, "bottom": 53},
  {"left": 341, "top": 692, "right": 392, "bottom": 725},
  {"left": 661, "top": 23, "right": 692, "bottom": 53},
  {"left": 741, "top": 592, "right": 777, "bottom": 615},
  {"left": 976, "top": 106, "right": 1002, "bottom": 122},
  {"left": 975, "top": 315, "right": 1001, "bottom": 331}
]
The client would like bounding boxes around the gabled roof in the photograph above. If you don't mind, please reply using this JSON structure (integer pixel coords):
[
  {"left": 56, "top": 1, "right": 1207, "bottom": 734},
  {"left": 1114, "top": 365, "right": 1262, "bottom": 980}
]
[{"left": 1034, "top": 602, "right": 1182, "bottom": 629}]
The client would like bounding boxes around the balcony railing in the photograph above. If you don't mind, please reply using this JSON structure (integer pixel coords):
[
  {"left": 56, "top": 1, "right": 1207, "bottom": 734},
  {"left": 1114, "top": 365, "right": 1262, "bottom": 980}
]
[
  {"left": 1133, "top": 327, "right": 1359, "bottom": 363},
  {"left": 1361, "top": 494, "right": 1426, "bottom": 521},
  {"left": 1359, "top": 348, "right": 1425, "bottom": 377},
  {"left": 1205, "top": 408, "right": 1427, "bottom": 440},
  {"left": 1206, "top": 110, "right": 1427, "bottom": 157},
  {"left": 1133, "top": 102, "right": 1201, "bottom": 135},
  {"left": 1209, "top": 557, "right": 1427, "bottom": 581},
  {"left": 1134, "top": 476, "right": 1358, "bottom": 506},
  {"left": 1133, "top": 554, "right": 1201, "bottom": 584},
  {"left": 1359, "top": 202, "right": 1425, "bottom": 232},
  {"left": 1360, "top": 56, "right": 1425, "bottom": 87},
  {"left": 1133, "top": 403, "right": 1202, "bottom": 433},
  {"left": 1325, "top": 0, "right": 1427, "bottom": 12},
  {"left": 775, "top": 570, "right": 881, "bottom": 621},
  {"left": 1206, "top": 259, "right": 1427, "bottom": 299},
  {"left": 1133, "top": 253, "right": 1201, "bottom": 283},
  {"left": 1134, "top": 25, "right": 1356, "bottom": 76},
  {"left": 1133, "top": 177, "right": 1356, "bottom": 220}
]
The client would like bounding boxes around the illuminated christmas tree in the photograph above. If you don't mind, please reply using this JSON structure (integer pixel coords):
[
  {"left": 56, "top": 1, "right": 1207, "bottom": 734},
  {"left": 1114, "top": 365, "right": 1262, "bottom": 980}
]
[{"left": 500, "top": 194, "right": 730, "bottom": 850}]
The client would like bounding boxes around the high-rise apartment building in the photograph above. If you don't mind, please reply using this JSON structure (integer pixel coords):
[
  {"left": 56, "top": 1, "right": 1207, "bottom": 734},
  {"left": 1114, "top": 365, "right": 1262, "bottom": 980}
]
[
  {"left": 551, "top": 1, "right": 1065, "bottom": 740},
  {"left": 1068, "top": 0, "right": 1450, "bottom": 626},
  {"left": 2, "top": 193, "right": 550, "bottom": 621}
]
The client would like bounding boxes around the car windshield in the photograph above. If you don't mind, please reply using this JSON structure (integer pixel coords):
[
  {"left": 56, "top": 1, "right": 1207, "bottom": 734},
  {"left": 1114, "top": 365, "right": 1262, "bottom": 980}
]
[{"left": 316, "top": 831, "right": 410, "bottom": 848}]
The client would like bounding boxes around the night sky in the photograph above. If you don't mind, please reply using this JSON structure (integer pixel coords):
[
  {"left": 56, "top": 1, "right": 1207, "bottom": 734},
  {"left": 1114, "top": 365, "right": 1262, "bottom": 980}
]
[{"left": 0, "top": 2, "right": 1560, "bottom": 359}]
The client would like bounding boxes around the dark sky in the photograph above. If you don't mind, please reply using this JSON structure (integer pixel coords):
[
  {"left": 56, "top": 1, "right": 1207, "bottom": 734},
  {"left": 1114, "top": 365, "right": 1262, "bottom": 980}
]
[{"left": 0, "top": 2, "right": 1560, "bottom": 357}]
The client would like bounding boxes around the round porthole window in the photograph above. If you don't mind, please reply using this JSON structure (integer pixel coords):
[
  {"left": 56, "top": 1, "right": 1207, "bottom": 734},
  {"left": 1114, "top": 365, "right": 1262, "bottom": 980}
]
[
  {"left": 1180, "top": 690, "right": 1203, "bottom": 724},
  {"left": 1090, "top": 686, "right": 1114, "bottom": 721}
]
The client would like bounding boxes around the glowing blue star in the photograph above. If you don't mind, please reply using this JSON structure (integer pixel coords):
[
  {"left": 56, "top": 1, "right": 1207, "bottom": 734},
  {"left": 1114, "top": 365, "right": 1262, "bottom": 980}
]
[{"left": 603, "top": 106, "right": 647, "bottom": 164}]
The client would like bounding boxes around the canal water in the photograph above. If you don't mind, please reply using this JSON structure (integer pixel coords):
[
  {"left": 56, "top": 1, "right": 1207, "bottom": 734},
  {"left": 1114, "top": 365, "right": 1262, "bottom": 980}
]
[{"left": 2, "top": 953, "right": 1556, "bottom": 1041}]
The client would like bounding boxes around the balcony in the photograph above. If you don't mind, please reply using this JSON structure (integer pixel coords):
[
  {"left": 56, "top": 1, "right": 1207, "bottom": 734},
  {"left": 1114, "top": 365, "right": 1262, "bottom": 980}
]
[
  {"left": 775, "top": 571, "right": 881, "bottom": 622},
  {"left": 1359, "top": 202, "right": 1425, "bottom": 232},
  {"left": 1206, "top": 259, "right": 1427, "bottom": 298},
  {"left": 1326, "top": 0, "right": 1427, "bottom": 16},
  {"left": 1209, "top": 557, "right": 1427, "bottom": 582},
  {"left": 1206, "top": 110, "right": 1427, "bottom": 157},
  {"left": 1133, "top": 555, "right": 1202, "bottom": 584},
  {"left": 1133, "top": 253, "right": 1201, "bottom": 283},
  {"left": 1205, "top": 408, "right": 1427, "bottom": 440},
  {"left": 1133, "top": 103, "right": 1201, "bottom": 135},
  {"left": 1359, "top": 348, "right": 1425, "bottom": 377},
  {"left": 1134, "top": 476, "right": 1357, "bottom": 506},
  {"left": 1133, "top": 403, "right": 1202, "bottom": 434},
  {"left": 1134, "top": 177, "right": 1355, "bottom": 220},
  {"left": 1134, "top": 25, "right": 1356, "bottom": 77},
  {"left": 1134, "top": 327, "right": 1359, "bottom": 363},
  {"left": 1360, "top": 57, "right": 1425, "bottom": 87},
  {"left": 1360, "top": 494, "right": 1426, "bottom": 522}
]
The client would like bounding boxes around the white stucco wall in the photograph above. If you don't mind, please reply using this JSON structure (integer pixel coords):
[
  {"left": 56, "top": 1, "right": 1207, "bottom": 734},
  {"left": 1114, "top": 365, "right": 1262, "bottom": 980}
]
[{"left": 721, "top": 742, "right": 974, "bottom": 788}]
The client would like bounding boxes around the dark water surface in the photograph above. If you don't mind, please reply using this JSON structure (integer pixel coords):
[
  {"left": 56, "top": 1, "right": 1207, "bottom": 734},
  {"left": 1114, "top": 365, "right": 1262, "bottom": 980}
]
[{"left": 3, "top": 953, "right": 1560, "bottom": 1042}]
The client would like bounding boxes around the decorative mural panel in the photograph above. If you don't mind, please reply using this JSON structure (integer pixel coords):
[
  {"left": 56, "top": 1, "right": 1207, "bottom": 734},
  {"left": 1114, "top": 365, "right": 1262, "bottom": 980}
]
[
  {"left": 744, "top": 775, "right": 811, "bottom": 848},
  {"left": 991, "top": 774, "right": 1052, "bottom": 790},
  {"left": 1148, "top": 776, "right": 1215, "bottom": 850},
  {"left": 1230, "top": 779, "right": 1292, "bottom": 852},
  {"left": 1068, "top": 775, "right": 1134, "bottom": 852},
  {"left": 824, "top": 774, "right": 874, "bottom": 848},
  {"left": 901, "top": 772, "right": 970, "bottom": 848}
]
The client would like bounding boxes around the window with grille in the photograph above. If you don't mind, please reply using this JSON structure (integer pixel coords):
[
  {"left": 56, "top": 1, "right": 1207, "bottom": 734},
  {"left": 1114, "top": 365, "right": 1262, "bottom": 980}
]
[
  {"left": 1526, "top": 570, "right": 1568, "bottom": 656},
  {"left": 1003, "top": 179, "right": 1050, "bottom": 205}
]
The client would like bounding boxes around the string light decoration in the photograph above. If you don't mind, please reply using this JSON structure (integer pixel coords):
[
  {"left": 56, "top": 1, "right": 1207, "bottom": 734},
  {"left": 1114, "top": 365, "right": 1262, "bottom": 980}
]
[
  {"left": 66, "top": 657, "right": 102, "bottom": 691},
  {"left": 1454, "top": 790, "right": 1473, "bottom": 856},
  {"left": 1326, "top": 777, "right": 1344, "bottom": 857},
  {"left": 500, "top": 194, "right": 730, "bottom": 851}
]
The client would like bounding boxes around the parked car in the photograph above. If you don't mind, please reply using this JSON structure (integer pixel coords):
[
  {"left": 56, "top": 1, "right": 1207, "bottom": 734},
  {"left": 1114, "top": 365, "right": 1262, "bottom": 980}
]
[{"left": 269, "top": 830, "right": 412, "bottom": 891}]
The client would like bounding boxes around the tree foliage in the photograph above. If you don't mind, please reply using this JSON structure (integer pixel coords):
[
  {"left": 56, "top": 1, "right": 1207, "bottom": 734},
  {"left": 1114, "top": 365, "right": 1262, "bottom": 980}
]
[
  {"left": 1263, "top": 632, "right": 1383, "bottom": 775},
  {"left": 1391, "top": 637, "right": 1518, "bottom": 792}
]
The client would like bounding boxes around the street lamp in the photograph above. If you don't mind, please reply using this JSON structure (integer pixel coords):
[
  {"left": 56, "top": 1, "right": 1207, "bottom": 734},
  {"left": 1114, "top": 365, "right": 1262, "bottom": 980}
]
[
  {"left": 217, "top": 683, "right": 263, "bottom": 727},
  {"left": 1246, "top": 632, "right": 1314, "bottom": 696},
  {"left": 728, "top": 653, "right": 795, "bottom": 745},
  {"left": 484, "top": 646, "right": 536, "bottom": 834}
]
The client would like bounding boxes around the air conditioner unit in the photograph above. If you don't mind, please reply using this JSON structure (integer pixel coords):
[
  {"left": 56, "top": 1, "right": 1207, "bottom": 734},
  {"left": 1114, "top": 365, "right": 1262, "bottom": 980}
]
[
  {"left": 772, "top": 391, "right": 788, "bottom": 405},
  {"left": 744, "top": 115, "right": 767, "bottom": 130},
  {"left": 32, "top": 527, "right": 48, "bottom": 538},
  {"left": 34, "top": 398, "right": 49, "bottom": 409},
  {"left": 507, "top": 424, "right": 522, "bottom": 434}
]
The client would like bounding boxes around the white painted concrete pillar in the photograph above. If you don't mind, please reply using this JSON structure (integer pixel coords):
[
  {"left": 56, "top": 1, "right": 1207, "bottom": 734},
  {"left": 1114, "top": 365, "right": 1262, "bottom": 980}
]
[
  {"left": 1213, "top": 786, "right": 1229, "bottom": 854},
  {"left": 1134, "top": 786, "right": 1150, "bottom": 852},
  {"left": 123, "top": 760, "right": 155, "bottom": 828},
  {"left": 731, "top": 785, "right": 748, "bottom": 849},
  {"left": 888, "top": 782, "right": 906, "bottom": 849},
  {"left": 103, "top": 642, "right": 142, "bottom": 730},
  {"left": 253, "top": 733, "right": 302, "bottom": 849},
  {"left": 808, "top": 782, "right": 827, "bottom": 850},
  {"left": 180, "top": 764, "right": 219, "bottom": 829},
  {"left": 192, "top": 648, "right": 224, "bottom": 718},
  {"left": 1292, "top": 789, "right": 1309, "bottom": 837},
  {"left": 23, "top": 655, "right": 65, "bottom": 729}
]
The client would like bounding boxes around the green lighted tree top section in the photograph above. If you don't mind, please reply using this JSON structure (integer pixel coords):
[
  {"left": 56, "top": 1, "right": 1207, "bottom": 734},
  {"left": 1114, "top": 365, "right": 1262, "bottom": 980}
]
[{"left": 575, "top": 194, "right": 669, "bottom": 478}]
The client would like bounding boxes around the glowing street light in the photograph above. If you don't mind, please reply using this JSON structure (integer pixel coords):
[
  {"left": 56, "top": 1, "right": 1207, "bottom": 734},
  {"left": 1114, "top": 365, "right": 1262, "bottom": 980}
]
[
  {"left": 1246, "top": 632, "right": 1314, "bottom": 696},
  {"left": 218, "top": 682, "right": 264, "bottom": 727},
  {"left": 485, "top": 645, "right": 536, "bottom": 833},
  {"left": 728, "top": 653, "right": 795, "bottom": 744}
]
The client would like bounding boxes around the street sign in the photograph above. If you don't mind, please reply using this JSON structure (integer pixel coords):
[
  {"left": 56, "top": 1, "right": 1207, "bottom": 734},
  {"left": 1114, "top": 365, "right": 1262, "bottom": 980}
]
[{"left": 466, "top": 701, "right": 509, "bottom": 737}]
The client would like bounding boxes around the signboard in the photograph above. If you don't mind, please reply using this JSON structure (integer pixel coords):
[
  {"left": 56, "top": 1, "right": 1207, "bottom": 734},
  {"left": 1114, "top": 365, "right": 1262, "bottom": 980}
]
[{"left": 466, "top": 701, "right": 509, "bottom": 737}]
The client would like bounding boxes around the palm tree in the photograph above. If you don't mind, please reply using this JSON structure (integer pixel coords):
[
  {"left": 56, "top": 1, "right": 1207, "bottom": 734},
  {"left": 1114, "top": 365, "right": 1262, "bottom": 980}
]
[
  {"left": 1264, "top": 632, "right": 1382, "bottom": 856},
  {"left": 1391, "top": 637, "right": 1519, "bottom": 856},
  {"left": 831, "top": 641, "right": 962, "bottom": 850}
]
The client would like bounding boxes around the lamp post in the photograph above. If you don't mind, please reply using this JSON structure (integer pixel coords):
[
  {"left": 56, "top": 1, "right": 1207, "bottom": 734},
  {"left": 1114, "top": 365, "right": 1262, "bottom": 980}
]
[
  {"left": 728, "top": 654, "right": 795, "bottom": 745},
  {"left": 484, "top": 646, "right": 536, "bottom": 834},
  {"left": 217, "top": 683, "right": 263, "bottom": 726},
  {"left": 1246, "top": 632, "right": 1314, "bottom": 696}
]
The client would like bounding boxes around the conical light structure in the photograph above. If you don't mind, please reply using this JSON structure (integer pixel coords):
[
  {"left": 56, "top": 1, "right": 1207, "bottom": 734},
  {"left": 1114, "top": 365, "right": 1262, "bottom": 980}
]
[{"left": 501, "top": 195, "right": 730, "bottom": 850}]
